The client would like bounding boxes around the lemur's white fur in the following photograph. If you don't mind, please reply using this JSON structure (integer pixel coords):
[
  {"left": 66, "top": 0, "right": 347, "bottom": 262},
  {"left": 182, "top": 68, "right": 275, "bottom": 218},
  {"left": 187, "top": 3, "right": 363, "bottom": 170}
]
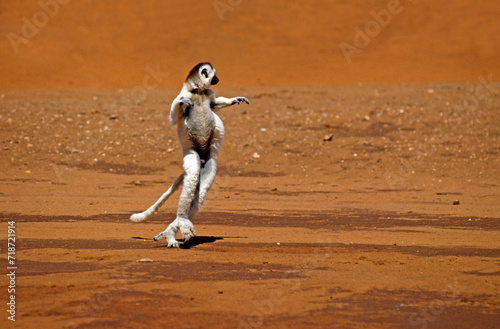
[{"left": 130, "top": 62, "right": 249, "bottom": 248}]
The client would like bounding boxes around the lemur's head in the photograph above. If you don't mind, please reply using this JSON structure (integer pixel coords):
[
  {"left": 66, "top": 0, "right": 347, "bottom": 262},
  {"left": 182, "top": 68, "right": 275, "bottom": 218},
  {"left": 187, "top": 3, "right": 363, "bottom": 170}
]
[{"left": 185, "top": 62, "right": 219, "bottom": 90}]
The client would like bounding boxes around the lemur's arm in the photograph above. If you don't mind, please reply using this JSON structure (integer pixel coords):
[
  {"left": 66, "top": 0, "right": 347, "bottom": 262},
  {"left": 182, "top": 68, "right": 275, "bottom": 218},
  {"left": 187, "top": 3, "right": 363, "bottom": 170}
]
[
  {"left": 170, "top": 96, "right": 194, "bottom": 124},
  {"left": 209, "top": 90, "right": 249, "bottom": 111}
]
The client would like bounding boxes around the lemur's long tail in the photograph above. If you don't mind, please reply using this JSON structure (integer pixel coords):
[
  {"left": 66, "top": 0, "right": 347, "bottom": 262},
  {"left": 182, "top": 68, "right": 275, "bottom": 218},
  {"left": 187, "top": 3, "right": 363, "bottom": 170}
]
[{"left": 129, "top": 174, "right": 184, "bottom": 222}]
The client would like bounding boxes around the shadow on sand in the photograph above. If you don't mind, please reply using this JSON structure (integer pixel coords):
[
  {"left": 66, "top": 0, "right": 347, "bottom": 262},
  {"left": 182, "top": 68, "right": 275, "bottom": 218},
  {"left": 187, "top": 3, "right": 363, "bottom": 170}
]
[
  {"left": 180, "top": 236, "right": 224, "bottom": 249},
  {"left": 132, "top": 235, "right": 224, "bottom": 249}
]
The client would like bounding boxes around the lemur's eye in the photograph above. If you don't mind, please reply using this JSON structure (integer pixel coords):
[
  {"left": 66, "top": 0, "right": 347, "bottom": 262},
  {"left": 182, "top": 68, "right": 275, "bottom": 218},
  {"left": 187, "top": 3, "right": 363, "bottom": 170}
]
[{"left": 201, "top": 69, "right": 208, "bottom": 78}]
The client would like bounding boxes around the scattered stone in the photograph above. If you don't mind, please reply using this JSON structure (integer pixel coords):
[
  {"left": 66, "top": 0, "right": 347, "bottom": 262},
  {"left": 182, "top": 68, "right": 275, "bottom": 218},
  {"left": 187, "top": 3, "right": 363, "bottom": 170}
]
[
  {"left": 137, "top": 258, "right": 153, "bottom": 262},
  {"left": 323, "top": 133, "right": 334, "bottom": 141},
  {"left": 252, "top": 152, "right": 260, "bottom": 159},
  {"left": 134, "top": 180, "right": 142, "bottom": 186},
  {"left": 109, "top": 114, "right": 119, "bottom": 120},
  {"left": 453, "top": 200, "right": 460, "bottom": 205}
]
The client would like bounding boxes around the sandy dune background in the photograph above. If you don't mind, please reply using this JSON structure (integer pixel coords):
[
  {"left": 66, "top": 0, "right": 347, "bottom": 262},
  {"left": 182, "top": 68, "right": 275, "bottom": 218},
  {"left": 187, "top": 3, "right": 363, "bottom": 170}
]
[
  {"left": 0, "top": 1, "right": 499, "bottom": 328},
  {"left": 1, "top": 0, "right": 499, "bottom": 88}
]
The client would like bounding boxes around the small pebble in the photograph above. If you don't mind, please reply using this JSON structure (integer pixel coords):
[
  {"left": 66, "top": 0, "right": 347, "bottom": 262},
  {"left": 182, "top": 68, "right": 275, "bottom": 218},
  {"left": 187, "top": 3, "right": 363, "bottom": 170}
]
[
  {"left": 323, "top": 133, "right": 334, "bottom": 141},
  {"left": 137, "top": 258, "right": 153, "bottom": 262},
  {"left": 453, "top": 200, "right": 460, "bottom": 205}
]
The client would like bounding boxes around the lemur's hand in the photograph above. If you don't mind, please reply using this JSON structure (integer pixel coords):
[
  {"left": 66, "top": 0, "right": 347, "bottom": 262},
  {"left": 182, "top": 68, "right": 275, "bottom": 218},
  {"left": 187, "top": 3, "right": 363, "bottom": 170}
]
[
  {"left": 179, "top": 97, "right": 194, "bottom": 109},
  {"left": 232, "top": 97, "right": 249, "bottom": 105},
  {"left": 179, "top": 97, "right": 194, "bottom": 115}
]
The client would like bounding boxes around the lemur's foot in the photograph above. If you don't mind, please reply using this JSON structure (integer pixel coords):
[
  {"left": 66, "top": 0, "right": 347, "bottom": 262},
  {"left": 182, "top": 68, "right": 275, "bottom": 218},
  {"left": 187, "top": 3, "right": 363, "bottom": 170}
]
[
  {"left": 179, "top": 218, "right": 197, "bottom": 242},
  {"left": 154, "top": 220, "right": 181, "bottom": 248}
]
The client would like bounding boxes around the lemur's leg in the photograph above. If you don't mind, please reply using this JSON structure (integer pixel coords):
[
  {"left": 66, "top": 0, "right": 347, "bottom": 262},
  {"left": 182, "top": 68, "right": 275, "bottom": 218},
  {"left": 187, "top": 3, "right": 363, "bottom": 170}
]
[
  {"left": 154, "top": 150, "right": 200, "bottom": 247},
  {"left": 188, "top": 157, "right": 217, "bottom": 219},
  {"left": 176, "top": 151, "right": 200, "bottom": 242}
]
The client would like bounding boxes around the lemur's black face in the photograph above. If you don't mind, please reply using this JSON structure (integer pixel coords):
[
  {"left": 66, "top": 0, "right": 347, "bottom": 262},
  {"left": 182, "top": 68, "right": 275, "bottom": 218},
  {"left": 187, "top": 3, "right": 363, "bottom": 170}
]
[{"left": 211, "top": 75, "right": 219, "bottom": 85}]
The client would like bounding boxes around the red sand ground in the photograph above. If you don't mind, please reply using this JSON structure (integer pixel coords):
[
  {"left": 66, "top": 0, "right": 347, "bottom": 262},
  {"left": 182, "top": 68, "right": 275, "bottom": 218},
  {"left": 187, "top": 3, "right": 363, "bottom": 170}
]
[{"left": 1, "top": 1, "right": 499, "bottom": 328}]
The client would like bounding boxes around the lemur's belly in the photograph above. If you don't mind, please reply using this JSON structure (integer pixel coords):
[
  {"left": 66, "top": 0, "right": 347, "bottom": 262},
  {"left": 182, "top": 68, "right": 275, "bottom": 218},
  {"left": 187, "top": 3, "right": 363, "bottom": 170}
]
[{"left": 185, "top": 107, "right": 215, "bottom": 161}]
